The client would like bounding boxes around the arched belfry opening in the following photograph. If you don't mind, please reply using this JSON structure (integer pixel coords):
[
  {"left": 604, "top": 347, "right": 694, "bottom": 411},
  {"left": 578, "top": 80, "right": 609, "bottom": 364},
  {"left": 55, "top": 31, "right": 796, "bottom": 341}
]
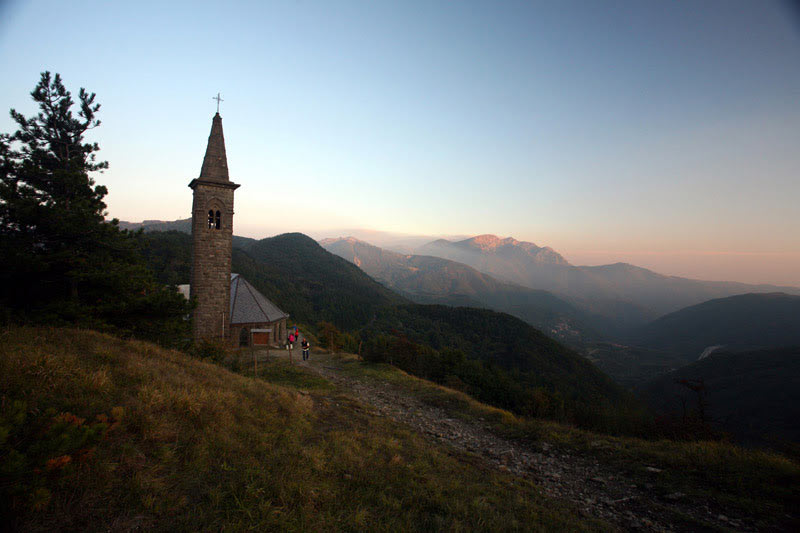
[
  {"left": 206, "top": 206, "right": 223, "bottom": 230},
  {"left": 188, "top": 111, "right": 240, "bottom": 342}
]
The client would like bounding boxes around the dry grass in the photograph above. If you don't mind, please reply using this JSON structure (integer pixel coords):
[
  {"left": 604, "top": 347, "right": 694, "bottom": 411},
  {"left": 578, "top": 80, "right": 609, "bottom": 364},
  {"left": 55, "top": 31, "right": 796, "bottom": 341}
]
[
  {"left": 0, "top": 327, "right": 610, "bottom": 532},
  {"left": 328, "top": 352, "right": 800, "bottom": 527}
]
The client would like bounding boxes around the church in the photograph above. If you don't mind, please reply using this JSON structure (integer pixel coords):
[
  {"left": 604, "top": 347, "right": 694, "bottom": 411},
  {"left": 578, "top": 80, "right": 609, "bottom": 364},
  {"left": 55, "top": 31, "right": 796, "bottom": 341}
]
[{"left": 185, "top": 107, "right": 288, "bottom": 347}]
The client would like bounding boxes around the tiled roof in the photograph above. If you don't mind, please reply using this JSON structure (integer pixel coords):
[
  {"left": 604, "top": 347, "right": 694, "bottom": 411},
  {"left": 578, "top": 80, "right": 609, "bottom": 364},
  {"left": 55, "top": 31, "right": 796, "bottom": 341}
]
[{"left": 230, "top": 273, "right": 288, "bottom": 324}]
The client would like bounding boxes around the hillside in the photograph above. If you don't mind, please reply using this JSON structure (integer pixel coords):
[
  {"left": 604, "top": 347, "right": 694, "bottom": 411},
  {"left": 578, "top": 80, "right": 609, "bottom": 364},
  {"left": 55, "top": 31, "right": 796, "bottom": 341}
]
[
  {"left": 584, "top": 343, "right": 690, "bottom": 389},
  {"left": 137, "top": 231, "right": 407, "bottom": 331},
  {"left": 137, "top": 231, "right": 640, "bottom": 431},
  {"left": 363, "top": 304, "right": 643, "bottom": 433},
  {"left": 0, "top": 327, "right": 600, "bottom": 531},
  {"left": 321, "top": 236, "right": 602, "bottom": 344},
  {"left": 232, "top": 233, "right": 407, "bottom": 330},
  {"left": 3, "top": 328, "right": 798, "bottom": 531},
  {"left": 639, "top": 347, "right": 800, "bottom": 447},
  {"left": 633, "top": 293, "right": 800, "bottom": 361}
]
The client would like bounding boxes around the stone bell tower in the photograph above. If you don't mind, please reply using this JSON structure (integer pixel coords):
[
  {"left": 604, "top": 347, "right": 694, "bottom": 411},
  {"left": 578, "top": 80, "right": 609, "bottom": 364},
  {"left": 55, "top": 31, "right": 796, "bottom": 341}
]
[{"left": 189, "top": 111, "right": 240, "bottom": 342}]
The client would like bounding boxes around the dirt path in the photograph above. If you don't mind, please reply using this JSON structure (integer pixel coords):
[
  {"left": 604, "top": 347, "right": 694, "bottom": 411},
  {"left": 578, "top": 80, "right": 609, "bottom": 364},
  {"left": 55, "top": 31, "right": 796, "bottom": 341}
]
[{"left": 302, "top": 355, "right": 762, "bottom": 532}]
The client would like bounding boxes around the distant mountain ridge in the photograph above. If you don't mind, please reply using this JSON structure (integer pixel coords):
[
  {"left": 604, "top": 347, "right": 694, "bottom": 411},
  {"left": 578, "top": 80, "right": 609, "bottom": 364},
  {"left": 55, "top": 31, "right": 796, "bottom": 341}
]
[
  {"left": 422, "top": 234, "right": 570, "bottom": 268},
  {"left": 118, "top": 218, "right": 192, "bottom": 233},
  {"left": 320, "top": 236, "right": 602, "bottom": 344},
  {"left": 417, "top": 234, "right": 800, "bottom": 326}
]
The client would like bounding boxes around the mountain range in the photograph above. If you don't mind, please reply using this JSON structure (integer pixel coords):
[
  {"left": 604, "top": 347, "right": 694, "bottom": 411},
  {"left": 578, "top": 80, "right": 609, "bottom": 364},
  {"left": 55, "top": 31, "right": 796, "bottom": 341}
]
[
  {"left": 122, "top": 219, "right": 800, "bottom": 328},
  {"left": 320, "top": 236, "right": 602, "bottom": 344},
  {"left": 118, "top": 218, "right": 191, "bottom": 233},
  {"left": 415, "top": 234, "right": 800, "bottom": 328},
  {"left": 127, "top": 218, "right": 800, "bottom": 354}
]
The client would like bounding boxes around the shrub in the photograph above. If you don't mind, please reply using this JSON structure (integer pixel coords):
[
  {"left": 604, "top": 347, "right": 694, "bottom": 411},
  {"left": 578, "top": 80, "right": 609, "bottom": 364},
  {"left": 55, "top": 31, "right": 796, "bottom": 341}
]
[
  {"left": 0, "top": 399, "right": 113, "bottom": 520},
  {"left": 191, "top": 339, "right": 227, "bottom": 364}
]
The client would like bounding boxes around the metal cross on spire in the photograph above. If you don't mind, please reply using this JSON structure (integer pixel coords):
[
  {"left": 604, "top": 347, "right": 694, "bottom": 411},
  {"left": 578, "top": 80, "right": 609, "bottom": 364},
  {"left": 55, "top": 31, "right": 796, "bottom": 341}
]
[{"left": 213, "top": 92, "right": 224, "bottom": 113}]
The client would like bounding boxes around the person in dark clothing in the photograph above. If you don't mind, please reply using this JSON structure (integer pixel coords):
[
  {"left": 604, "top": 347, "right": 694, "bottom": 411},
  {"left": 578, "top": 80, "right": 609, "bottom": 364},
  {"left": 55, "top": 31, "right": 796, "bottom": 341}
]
[{"left": 301, "top": 339, "right": 310, "bottom": 361}]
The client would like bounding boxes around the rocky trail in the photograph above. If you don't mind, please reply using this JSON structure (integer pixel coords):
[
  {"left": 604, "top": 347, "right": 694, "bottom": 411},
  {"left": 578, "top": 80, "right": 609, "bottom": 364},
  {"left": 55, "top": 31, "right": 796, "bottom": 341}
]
[{"left": 302, "top": 355, "right": 764, "bottom": 532}]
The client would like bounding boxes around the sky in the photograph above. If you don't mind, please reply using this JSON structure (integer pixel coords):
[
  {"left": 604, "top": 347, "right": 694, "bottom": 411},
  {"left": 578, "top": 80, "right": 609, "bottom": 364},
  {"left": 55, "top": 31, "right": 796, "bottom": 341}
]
[{"left": 1, "top": 0, "right": 799, "bottom": 286}]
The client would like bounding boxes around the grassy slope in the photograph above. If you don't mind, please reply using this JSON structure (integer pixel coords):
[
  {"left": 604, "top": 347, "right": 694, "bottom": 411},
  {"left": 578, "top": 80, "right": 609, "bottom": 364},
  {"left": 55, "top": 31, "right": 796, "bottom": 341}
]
[
  {"left": 325, "top": 353, "right": 800, "bottom": 530},
  {"left": 0, "top": 327, "right": 608, "bottom": 532}
]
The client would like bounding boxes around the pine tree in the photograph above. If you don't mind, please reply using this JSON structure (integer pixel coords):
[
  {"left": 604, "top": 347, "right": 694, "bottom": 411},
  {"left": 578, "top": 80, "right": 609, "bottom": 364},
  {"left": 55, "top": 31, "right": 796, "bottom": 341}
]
[{"left": 0, "top": 72, "right": 189, "bottom": 346}]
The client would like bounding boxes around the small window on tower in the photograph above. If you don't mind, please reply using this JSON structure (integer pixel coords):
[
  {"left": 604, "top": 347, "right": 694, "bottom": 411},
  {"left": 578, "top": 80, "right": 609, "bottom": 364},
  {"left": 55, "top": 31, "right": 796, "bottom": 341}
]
[
  {"left": 215, "top": 210, "right": 221, "bottom": 230},
  {"left": 207, "top": 210, "right": 214, "bottom": 228}
]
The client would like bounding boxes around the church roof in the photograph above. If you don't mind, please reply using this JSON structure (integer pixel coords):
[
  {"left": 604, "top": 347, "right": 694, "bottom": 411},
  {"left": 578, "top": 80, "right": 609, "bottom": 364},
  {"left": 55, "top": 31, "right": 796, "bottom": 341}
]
[
  {"left": 199, "top": 112, "right": 230, "bottom": 183},
  {"left": 230, "top": 273, "right": 288, "bottom": 325}
]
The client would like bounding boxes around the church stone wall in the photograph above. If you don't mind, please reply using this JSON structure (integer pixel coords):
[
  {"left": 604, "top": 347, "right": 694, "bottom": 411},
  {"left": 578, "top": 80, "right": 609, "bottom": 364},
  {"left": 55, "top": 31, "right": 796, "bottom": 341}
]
[{"left": 190, "top": 182, "right": 236, "bottom": 341}]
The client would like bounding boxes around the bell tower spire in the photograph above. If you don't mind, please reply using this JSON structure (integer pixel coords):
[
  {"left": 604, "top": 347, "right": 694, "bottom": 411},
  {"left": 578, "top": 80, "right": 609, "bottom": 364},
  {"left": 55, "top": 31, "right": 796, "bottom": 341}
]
[
  {"left": 198, "top": 111, "right": 230, "bottom": 183},
  {"left": 189, "top": 109, "right": 240, "bottom": 343}
]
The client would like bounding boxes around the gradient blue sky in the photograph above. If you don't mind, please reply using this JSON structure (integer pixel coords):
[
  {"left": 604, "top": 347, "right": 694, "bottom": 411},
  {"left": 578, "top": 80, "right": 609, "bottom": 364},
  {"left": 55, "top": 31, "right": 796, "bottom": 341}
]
[{"left": 1, "top": 0, "right": 799, "bottom": 285}]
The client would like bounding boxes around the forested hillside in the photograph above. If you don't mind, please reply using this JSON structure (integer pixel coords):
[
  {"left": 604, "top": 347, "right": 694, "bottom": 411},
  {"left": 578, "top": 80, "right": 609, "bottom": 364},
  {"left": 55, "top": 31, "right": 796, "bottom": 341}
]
[
  {"left": 233, "top": 233, "right": 408, "bottom": 330},
  {"left": 362, "top": 304, "right": 642, "bottom": 433},
  {"left": 640, "top": 347, "right": 800, "bottom": 447},
  {"left": 137, "top": 231, "right": 407, "bottom": 331},
  {"left": 632, "top": 293, "right": 800, "bottom": 361}
]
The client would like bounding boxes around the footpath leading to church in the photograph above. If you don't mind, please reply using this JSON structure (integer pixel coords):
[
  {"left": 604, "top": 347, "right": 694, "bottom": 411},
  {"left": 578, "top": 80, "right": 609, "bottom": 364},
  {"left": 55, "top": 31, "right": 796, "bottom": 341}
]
[{"left": 291, "top": 350, "right": 764, "bottom": 533}]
